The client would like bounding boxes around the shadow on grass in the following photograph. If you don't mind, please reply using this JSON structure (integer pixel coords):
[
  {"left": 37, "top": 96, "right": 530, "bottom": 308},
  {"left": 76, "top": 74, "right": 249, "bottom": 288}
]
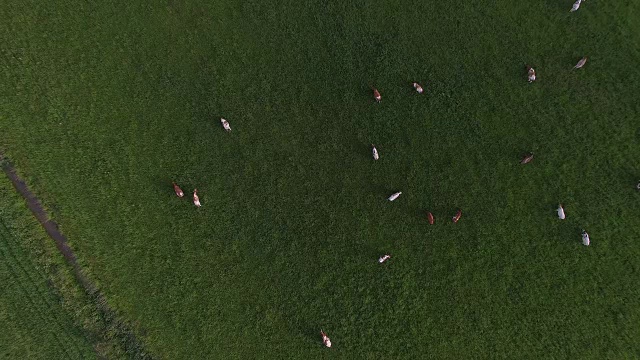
[
  {"left": 369, "top": 182, "right": 401, "bottom": 200},
  {"left": 360, "top": 243, "right": 383, "bottom": 259},
  {"left": 619, "top": 166, "right": 639, "bottom": 191},
  {"left": 347, "top": 136, "right": 373, "bottom": 161}
]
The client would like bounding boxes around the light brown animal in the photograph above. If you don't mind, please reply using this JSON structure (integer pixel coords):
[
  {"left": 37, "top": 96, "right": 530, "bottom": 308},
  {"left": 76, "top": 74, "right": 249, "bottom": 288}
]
[
  {"left": 173, "top": 182, "right": 184, "bottom": 197},
  {"left": 452, "top": 209, "right": 462, "bottom": 223},
  {"left": 372, "top": 87, "right": 381, "bottom": 102},
  {"left": 520, "top": 153, "right": 534, "bottom": 164}
]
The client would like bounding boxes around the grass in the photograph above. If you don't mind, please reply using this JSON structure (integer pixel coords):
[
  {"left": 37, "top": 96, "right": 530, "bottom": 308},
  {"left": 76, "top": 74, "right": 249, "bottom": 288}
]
[
  {"left": 1, "top": 0, "right": 640, "bottom": 358},
  {"left": 0, "top": 173, "right": 97, "bottom": 359}
]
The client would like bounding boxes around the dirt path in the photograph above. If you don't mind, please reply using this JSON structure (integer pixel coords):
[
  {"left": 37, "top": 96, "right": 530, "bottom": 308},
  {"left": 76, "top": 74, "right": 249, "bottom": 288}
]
[{"left": 0, "top": 153, "right": 150, "bottom": 359}]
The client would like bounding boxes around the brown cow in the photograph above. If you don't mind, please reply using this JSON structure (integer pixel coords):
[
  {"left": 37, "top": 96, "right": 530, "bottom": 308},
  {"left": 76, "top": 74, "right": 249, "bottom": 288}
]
[
  {"left": 372, "top": 87, "right": 381, "bottom": 102},
  {"left": 427, "top": 212, "right": 434, "bottom": 225},
  {"left": 452, "top": 209, "right": 462, "bottom": 223},
  {"left": 173, "top": 182, "right": 184, "bottom": 198}
]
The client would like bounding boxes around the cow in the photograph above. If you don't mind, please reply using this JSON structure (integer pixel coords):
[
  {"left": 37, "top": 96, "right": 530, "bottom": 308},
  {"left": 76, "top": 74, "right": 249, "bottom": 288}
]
[
  {"left": 320, "top": 330, "right": 332, "bottom": 348},
  {"left": 452, "top": 209, "right": 462, "bottom": 223},
  {"left": 193, "top": 189, "right": 202, "bottom": 207},
  {"left": 220, "top": 118, "right": 232, "bottom": 132},
  {"left": 520, "top": 153, "right": 534, "bottom": 164},
  {"left": 570, "top": 0, "right": 582, "bottom": 12},
  {"left": 574, "top": 57, "right": 588, "bottom": 69},
  {"left": 581, "top": 229, "right": 590, "bottom": 246},
  {"left": 372, "top": 87, "right": 382, "bottom": 102},
  {"left": 527, "top": 66, "right": 536, "bottom": 83},
  {"left": 173, "top": 182, "right": 184, "bottom": 198}
]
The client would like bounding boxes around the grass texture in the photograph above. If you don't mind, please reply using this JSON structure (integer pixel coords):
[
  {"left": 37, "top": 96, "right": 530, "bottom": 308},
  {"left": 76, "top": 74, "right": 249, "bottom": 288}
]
[
  {"left": 0, "top": 174, "right": 96, "bottom": 359},
  {"left": 1, "top": 0, "right": 640, "bottom": 358}
]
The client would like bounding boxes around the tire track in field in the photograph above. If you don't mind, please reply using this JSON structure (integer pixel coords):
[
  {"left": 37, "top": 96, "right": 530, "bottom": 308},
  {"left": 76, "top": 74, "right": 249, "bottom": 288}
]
[
  {"left": 0, "top": 153, "right": 151, "bottom": 359},
  {"left": 0, "top": 223, "right": 81, "bottom": 359}
]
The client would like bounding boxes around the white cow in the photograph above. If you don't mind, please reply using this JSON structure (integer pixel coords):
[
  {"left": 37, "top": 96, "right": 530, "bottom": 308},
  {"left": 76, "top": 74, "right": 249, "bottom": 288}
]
[
  {"left": 557, "top": 204, "right": 566, "bottom": 220},
  {"left": 581, "top": 230, "right": 590, "bottom": 246},
  {"left": 570, "top": 0, "right": 582, "bottom": 12},
  {"left": 574, "top": 57, "right": 588, "bottom": 69},
  {"left": 220, "top": 118, "right": 232, "bottom": 132},
  {"left": 372, "top": 144, "right": 379, "bottom": 160},
  {"left": 413, "top": 82, "right": 424, "bottom": 94},
  {"left": 388, "top": 192, "right": 402, "bottom": 201},
  {"left": 378, "top": 254, "right": 391, "bottom": 263},
  {"left": 193, "top": 189, "right": 202, "bottom": 207},
  {"left": 527, "top": 66, "right": 536, "bottom": 83},
  {"left": 320, "top": 330, "right": 332, "bottom": 348}
]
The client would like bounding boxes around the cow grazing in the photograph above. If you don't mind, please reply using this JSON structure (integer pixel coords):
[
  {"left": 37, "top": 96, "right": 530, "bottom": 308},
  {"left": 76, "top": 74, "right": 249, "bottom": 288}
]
[
  {"left": 636, "top": 181, "right": 640, "bottom": 190},
  {"left": 574, "top": 57, "right": 588, "bottom": 69},
  {"left": 452, "top": 209, "right": 462, "bottom": 223},
  {"left": 378, "top": 254, "right": 391, "bottom": 263},
  {"left": 427, "top": 212, "right": 434, "bottom": 224},
  {"left": 320, "top": 330, "right": 332, "bottom": 348},
  {"left": 372, "top": 144, "right": 379, "bottom": 160},
  {"left": 557, "top": 204, "right": 566, "bottom": 220},
  {"left": 570, "top": 0, "right": 582, "bottom": 12},
  {"left": 520, "top": 153, "right": 534, "bottom": 164},
  {"left": 413, "top": 82, "right": 424, "bottom": 94},
  {"left": 581, "top": 229, "right": 590, "bottom": 246},
  {"left": 527, "top": 66, "right": 536, "bottom": 83},
  {"left": 388, "top": 191, "right": 402, "bottom": 201},
  {"left": 220, "top": 118, "right": 231, "bottom": 132},
  {"left": 193, "top": 189, "right": 202, "bottom": 207},
  {"left": 372, "top": 87, "right": 382, "bottom": 102},
  {"left": 173, "top": 182, "right": 184, "bottom": 198}
]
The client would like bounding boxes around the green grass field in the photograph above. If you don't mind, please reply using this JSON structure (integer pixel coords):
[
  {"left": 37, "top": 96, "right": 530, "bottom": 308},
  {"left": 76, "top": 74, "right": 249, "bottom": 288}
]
[
  {"left": 0, "top": 174, "right": 96, "bottom": 359},
  {"left": 2, "top": 1, "right": 640, "bottom": 358}
]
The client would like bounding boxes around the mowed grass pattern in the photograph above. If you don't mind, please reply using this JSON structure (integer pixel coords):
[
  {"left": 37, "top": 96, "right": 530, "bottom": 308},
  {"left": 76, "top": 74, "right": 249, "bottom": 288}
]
[
  {"left": 0, "top": 175, "right": 95, "bottom": 359},
  {"left": 1, "top": 1, "right": 640, "bottom": 358}
]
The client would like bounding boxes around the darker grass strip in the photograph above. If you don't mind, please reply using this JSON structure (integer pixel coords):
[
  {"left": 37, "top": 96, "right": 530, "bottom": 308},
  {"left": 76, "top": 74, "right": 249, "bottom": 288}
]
[{"left": 0, "top": 153, "right": 152, "bottom": 360}]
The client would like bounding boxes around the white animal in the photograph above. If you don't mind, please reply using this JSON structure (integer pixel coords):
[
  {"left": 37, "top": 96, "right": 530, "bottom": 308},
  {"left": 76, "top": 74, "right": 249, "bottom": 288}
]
[
  {"left": 557, "top": 204, "right": 566, "bottom": 220},
  {"left": 636, "top": 181, "right": 640, "bottom": 190},
  {"left": 527, "top": 66, "right": 536, "bottom": 83},
  {"left": 581, "top": 230, "right": 590, "bottom": 246},
  {"left": 372, "top": 144, "right": 379, "bottom": 160},
  {"left": 220, "top": 118, "right": 231, "bottom": 132},
  {"left": 378, "top": 254, "right": 391, "bottom": 263},
  {"left": 388, "top": 191, "right": 402, "bottom": 201},
  {"left": 574, "top": 57, "right": 588, "bottom": 69},
  {"left": 413, "top": 82, "right": 424, "bottom": 93},
  {"left": 193, "top": 189, "right": 201, "bottom": 207},
  {"left": 570, "top": 0, "right": 582, "bottom": 12},
  {"left": 320, "top": 330, "right": 331, "bottom": 348}
]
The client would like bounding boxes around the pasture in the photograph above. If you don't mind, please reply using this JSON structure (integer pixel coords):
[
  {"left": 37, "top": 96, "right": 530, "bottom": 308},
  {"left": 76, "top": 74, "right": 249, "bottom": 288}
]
[
  {"left": 1, "top": 1, "right": 640, "bottom": 358},
  {"left": 0, "top": 174, "right": 95, "bottom": 359}
]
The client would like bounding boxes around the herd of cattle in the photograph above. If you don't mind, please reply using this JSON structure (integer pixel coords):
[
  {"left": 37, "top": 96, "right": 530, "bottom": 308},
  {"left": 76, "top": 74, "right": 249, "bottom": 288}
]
[{"left": 168, "top": 1, "right": 607, "bottom": 347}]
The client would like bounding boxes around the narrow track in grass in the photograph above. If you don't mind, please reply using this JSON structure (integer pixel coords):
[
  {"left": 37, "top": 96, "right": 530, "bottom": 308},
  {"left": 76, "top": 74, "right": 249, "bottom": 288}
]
[{"left": 0, "top": 153, "right": 152, "bottom": 360}]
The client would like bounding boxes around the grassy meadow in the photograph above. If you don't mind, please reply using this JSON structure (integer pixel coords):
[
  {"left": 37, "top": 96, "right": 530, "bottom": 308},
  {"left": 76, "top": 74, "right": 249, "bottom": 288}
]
[
  {"left": 1, "top": 0, "right": 640, "bottom": 358},
  {"left": 0, "top": 174, "right": 96, "bottom": 359}
]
